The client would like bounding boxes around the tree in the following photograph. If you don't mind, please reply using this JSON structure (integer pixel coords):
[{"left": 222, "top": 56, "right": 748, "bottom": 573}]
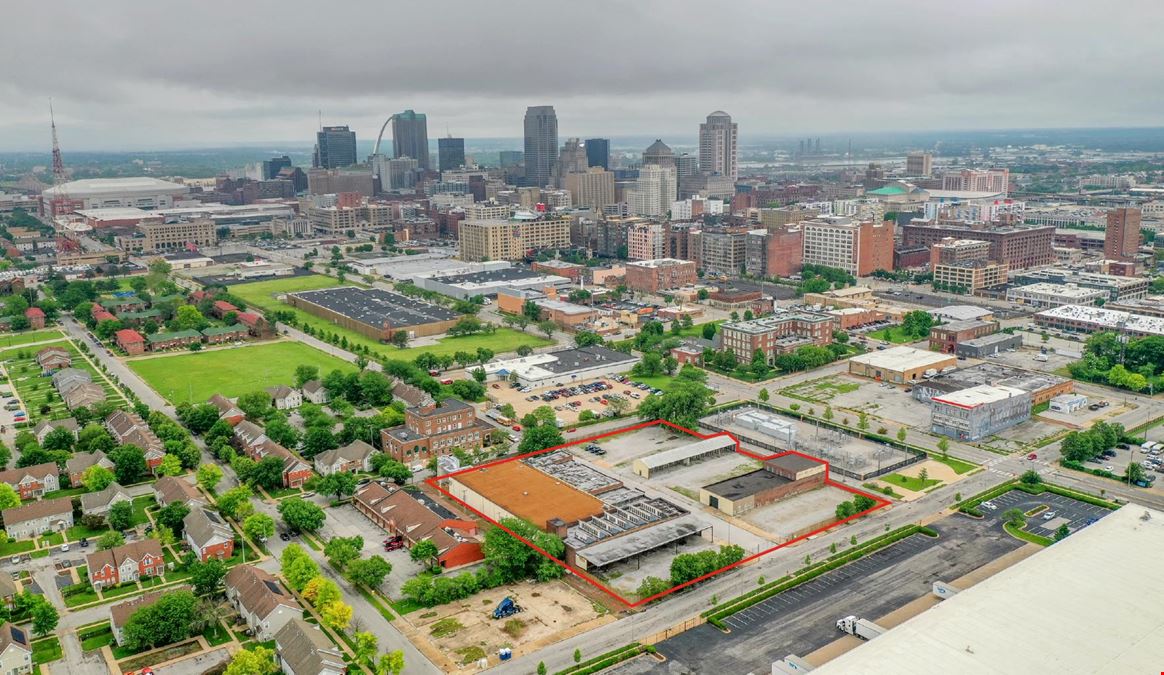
[
  {"left": 247, "top": 455, "right": 286, "bottom": 491},
  {"left": 174, "top": 305, "right": 208, "bottom": 331},
  {"left": 196, "top": 463, "right": 223, "bottom": 492},
  {"left": 574, "top": 331, "right": 603, "bottom": 348},
  {"left": 42, "top": 426, "right": 75, "bottom": 452},
  {"left": 936, "top": 436, "right": 950, "bottom": 458},
  {"left": 1054, "top": 524, "right": 1071, "bottom": 541},
  {"left": 517, "top": 422, "right": 565, "bottom": 454},
  {"left": 320, "top": 600, "right": 353, "bottom": 631},
  {"left": 107, "top": 500, "right": 134, "bottom": 531},
  {"left": 156, "top": 502, "right": 191, "bottom": 537},
  {"left": 355, "top": 632, "right": 378, "bottom": 666},
  {"left": 243, "top": 513, "right": 275, "bottom": 543},
  {"left": 179, "top": 404, "right": 221, "bottom": 435},
  {"left": 216, "top": 486, "right": 253, "bottom": 520},
  {"left": 280, "top": 544, "right": 320, "bottom": 591},
  {"left": 537, "top": 320, "right": 556, "bottom": 339},
  {"left": 1020, "top": 470, "right": 1042, "bottom": 485},
  {"left": 324, "top": 536, "right": 364, "bottom": 570},
  {"left": 278, "top": 497, "right": 326, "bottom": 533},
  {"left": 1126, "top": 462, "right": 1148, "bottom": 484},
  {"left": 236, "top": 390, "right": 273, "bottom": 421},
  {"left": 574, "top": 648, "right": 582, "bottom": 664},
  {"left": 302, "top": 576, "right": 342, "bottom": 608},
  {"left": 375, "top": 651, "right": 406, "bottom": 675},
  {"left": 294, "top": 365, "right": 320, "bottom": 388},
  {"left": 410, "top": 540, "right": 440, "bottom": 570},
  {"left": 109, "top": 444, "right": 147, "bottom": 484},
  {"left": 482, "top": 518, "right": 566, "bottom": 584},
  {"left": 98, "top": 530, "right": 126, "bottom": 550},
  {"left": 119, "top": 589, "right": 199, "bottom": 651},
  {"left": 835, "top": 501, "right": 856, "bottom": 519},
  {"left": 82, "top": 464, "right": 116, "bottom": 492},
  {"left": 348, "top": 555, "right": 392, "bottom": 588},
  {"left": 1002, "top": 508, "right": 1026, "bottom": 527},
  {"left": 758, "top": 388, "right": 769, "bottom": 403},
  {"left": 303, "top": 427, "right": 338, "bottom": 458},
  {"left": 538, "top": 662, "right": 547, "bottom": 675},
  {"left": 157, "top": 454, "right": 183, "bottom": 477},
  {"left": 224, "top": 647, "right": 278, "bottom": 675},
  {"left": 896, "top": 427, "right": 907, "bottom": 444},
  {"left": 637, "top": 371, "right": 714, "bottom": 430},
  {"left": 190, "top": 558, "right": 228, "bottom": 597},
  {"left": 28, "top": 595, "right": 59, "bottom": 637},
  {"left": 318, "top": 471, "right": 358, "bottom": 502},
  {"left": 0, "top": 484, "right": 18, "bottom": 510}
]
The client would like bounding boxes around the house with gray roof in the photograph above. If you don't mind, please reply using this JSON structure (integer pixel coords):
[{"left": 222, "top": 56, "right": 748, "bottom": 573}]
[
  {"left": 80, "top": 482, "right": 132, "bottom": 517},
  {"left": 275, "top": 617, "right": 344, "bottom": 675}
]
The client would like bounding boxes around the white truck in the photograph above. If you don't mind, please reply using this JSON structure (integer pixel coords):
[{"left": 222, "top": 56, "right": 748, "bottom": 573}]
[{"left": 835, "top": 615, "right": 885, "bottom": 640}]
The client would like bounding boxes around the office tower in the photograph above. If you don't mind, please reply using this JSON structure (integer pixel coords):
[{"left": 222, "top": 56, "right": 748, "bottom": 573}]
[
  {"left": 262, "top": 155, "right": 292, "bottom": 180},
  {"left": 313, "top": 126, "right": 357, "bottom": 169},
  {"left": 941, "top": 168, "right": 1009, "bottom": 196},
  {"left": 642, "top": 139, "right": 676, "bottom": 169},
  {"left": 675, "top": 153, "right": 698, "bottom": 180},
  {"left": 458, "top": 213, "right": 571, "bottom": 261},
  {"left": 523, "top": 106, "right": 558, "bottom": 187},
  {"left": 1105, "top": 208, "right": 1142, "bottom": 261},
  {"left": 391, "top": 110, "right": 430, "bottom": 170},
  {"left": 801, "top": 216, "right": 894, "bottom": 276},
  {"left": 699, "top": 111, "right": 738, "bottom": 180},
  {"left": 585, "top": 138, "right": 610, "bottom": 170},
  {"left": 564, "top": 167, "right": 615, "bottom": 211},
  {"left": 700, "top": 230, "right": 748, "bottom": 276},
  {"left": 554, "top": 138, "right": 589, "bottom": 187},
  {"left": 438, "top": 137, "right": 466, "bottom": 172},
  {"left": 626, "top": 165, "right": 676, "bottom": 217},
  {"left": 906, "top": 151, "right": 933, "bottom": 177},
  {"left": 627, "top": 221, "right": 667, "bottom": 260}
]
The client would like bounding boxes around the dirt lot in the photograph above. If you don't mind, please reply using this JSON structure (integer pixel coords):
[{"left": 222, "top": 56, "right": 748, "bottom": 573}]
[
  {"left": 407, "top": 580, "right": 611, "bottom": 671},
  {"left": 487, "top": 375, "right": 631, "bottom": 426}
]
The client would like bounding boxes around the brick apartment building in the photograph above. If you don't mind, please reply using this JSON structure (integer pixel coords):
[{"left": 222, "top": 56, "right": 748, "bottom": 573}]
[
  {"left": 86, "top": 540, "right": 165, "bottom": 589},
  {"left": 745, "top": 226, "right": 803, "bottom": 278},
  {"left": 353, "top": 483, "right": 484, "bottom": 569},
  {"left": 381, "top": 398, "right": 489, "bottom": 462},
  {"left": 902, "top": 222, "right": 1054, "bottom": 270},
  {"left": 719, "top": 312, "right": 835, "bottom": 362},
  {"left": 801, "top": 216, "right": 894, "bottom": 276},
  {"left": 928, "top": 319, "right": 999, "bottom": 353},
  {"left": 624, "top": 258, "right": 697, "bottom": 293}
]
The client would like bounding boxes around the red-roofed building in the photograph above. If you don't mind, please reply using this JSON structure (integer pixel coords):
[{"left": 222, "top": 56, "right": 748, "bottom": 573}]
[
  {"left": 116, "top": 329, "right": 146, "bottom": 356},
  {"left": 212, "top": 300, "right": 240, "bottom": 318},
  {"left": 236, "top": 312, "right": 269, "bottom": 338},
  {"left": 24, "top": 307, "right": 45, "bottom": 329},
  {"left": 91, "top": 304, "right": 117, "bottom": 324}
]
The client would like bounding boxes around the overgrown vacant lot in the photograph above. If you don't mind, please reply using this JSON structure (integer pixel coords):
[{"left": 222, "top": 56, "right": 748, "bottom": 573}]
[{"left": 128, "top": 341, "right": 355, "bottom": 403}]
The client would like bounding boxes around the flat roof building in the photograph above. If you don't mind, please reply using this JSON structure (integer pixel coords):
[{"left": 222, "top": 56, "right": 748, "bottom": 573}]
[
  {"left": 632, "top": 436, "right": 737, "bottom": 478},
  {"left": 912, "top": 362, "right": 1074, "bottom": 406},
  {"left": 42, "top": 177, "right": 190, "bottom": 216},
  {"left": 700, "top": 453, "right": 827, "bottom": 516},
  {"left": 848, "top": 346, "right": 957, "bottom": 384},
  {"left": 1007, "top": 282, "right": 1106, "bottom": 309},
  {"left": 287, "top": 287, "right": 461, "bottom": 341},
  {"left": 1035, "top": 304, "right": 1164, "bottom": 338},
  {"left": 956, "top": 332, "right": 1023, "bottom": 358},
  {"left": 449, "top": 460, "right": 606, "bottom": 531},
  {"left": 414, "top": 266, "right": 571, "bottom": 299},
  {"left": 482, "top": 346, "right": 637, "bottom": 388},
  {"left": 929, "top": 384, "right": 1031, "bottom": 441}
]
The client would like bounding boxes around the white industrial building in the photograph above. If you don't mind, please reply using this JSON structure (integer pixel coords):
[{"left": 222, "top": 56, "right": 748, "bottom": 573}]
[
  {"left": 1049, "top": 393, "right": 1088, "bottom": 413},
  {"left": 482, "top": 346, "right": 637, "bottom": 388},
  {"left": 812, "top": 505, "right": 1164, "bottom": 675},
  {"left": 632, "top": 435, "right": 737, "bottom": 478},
  {"left": 929, "top": 384, "right": 1031, "bottom": 441},
  {"left": 1035, "top": 304, "right": 1164, "bottom": 338},
  {"left": 734, "top": 409, "right": 797, "bottom": 447},
  {"left": 1007, "top": 282, "right": 1106, "bottom": 309}
]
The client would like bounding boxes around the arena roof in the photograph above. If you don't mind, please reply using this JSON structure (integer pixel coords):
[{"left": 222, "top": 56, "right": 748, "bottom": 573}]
[
  {"left": 813, "top": 506, "right": 1164, "bottom": 675},
  {"left": 43, "top": 177, "right": 189, "bottom": 198},
  {"left": 452, "top": 460, "right": 605, "bottom": 529}
]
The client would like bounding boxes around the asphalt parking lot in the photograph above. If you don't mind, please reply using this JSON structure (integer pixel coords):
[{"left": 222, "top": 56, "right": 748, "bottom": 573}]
[
  {"left": 985, "top": 488, "right": 1114, "bottom": 536},
  {"left": 615, "top": 514, "right": 1023, "bottom": 674}
]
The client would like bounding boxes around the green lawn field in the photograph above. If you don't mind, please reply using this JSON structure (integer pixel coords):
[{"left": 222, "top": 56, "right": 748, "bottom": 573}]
[
  {"left": 0, "top": 340, "right": 128, "bottom": 423},
  {"left": 866, "top": 326, "right": 924, "bottom": 344},
  {"left": 882, "top": 472, "right": 942, "bottom": 492},
  {"left": 231, "top": 274, "right": 554, "bottom": 362},
  {"left": 128, "top": 341, "right": 356, "bottom": 404},
  {"left": 0, "top": 329, "right": 66, "bottom": 349}
]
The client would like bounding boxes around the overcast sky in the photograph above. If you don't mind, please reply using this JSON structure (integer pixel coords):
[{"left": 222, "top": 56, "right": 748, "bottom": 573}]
[{"left": 2, "top": 0, "right": 1162, "bottom": 151}]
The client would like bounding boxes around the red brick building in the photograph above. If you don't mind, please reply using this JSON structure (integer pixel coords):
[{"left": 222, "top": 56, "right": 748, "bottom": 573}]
[
  {"left": 231, "top": 421, "right": 313, "bottom": 488},
  {"left": 211, "top": 300, "right": 240, "bottom": 318},
  {"left": 719, "top": 312, "right": 835, "bottom": 363},
  {"left": 24, "top": 307, "right": 45, "bottom": 329},
  {"left": 86, "top": 540, "right": 165, "bottom": 590},
  {"left": 116, "top": 329, "right": 146, "bottom": 356},
  {"left": 624, "top": 258, "right": 697, "bottom": 293},
  {"left": 381, "top": 398, "right": 489, "bottom": 462},
  {"left": 353, "top": 483, "right": 483, "bottom": 570},
  {"left": 183, "top": 508, "right": 235, "bottom": 561},
  {"left": 928, "top": 319, "right": 998, "bottom": 353}
]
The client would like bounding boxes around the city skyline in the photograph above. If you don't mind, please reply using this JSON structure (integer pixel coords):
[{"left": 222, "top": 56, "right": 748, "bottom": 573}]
[{"left": 2, "top": 0, "right": 1164, "bottom": 150}]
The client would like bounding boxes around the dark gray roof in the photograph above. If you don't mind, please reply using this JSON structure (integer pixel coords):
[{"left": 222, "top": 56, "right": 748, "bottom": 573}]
[
  {"left": 702, "top": 468, "right": 793, "bottom": 500},
  {"left": 540, "top": 346, "right": 637, "bottom": 374},
  {"left": 290, "top": 287, "right": 459, "bottom": 328},
  {"left": 430, "top": 267, "right": 550, "bottom": 285}
]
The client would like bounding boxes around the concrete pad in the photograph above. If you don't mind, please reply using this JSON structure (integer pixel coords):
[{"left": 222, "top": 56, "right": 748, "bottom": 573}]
[{"left": 741, "top": 485, "right": 854, "bottom": 541}]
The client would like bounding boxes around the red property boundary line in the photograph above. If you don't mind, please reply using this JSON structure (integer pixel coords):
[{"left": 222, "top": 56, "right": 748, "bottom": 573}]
[{"left": 425, "top": 419, "right": 890, "bottom": 608}]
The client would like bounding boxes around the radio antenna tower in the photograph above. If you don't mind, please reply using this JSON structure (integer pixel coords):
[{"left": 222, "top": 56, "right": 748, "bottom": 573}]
[{"left": 50, "top": 101, "right": 67, "bottom": 186}]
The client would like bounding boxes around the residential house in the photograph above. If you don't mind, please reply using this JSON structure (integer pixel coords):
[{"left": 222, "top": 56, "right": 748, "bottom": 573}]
[
  {"left": 115, "top": 328, "right": 146, "bottom": 356},
  {"left": 201, "top": 324, "right": 248, "bottom": 345},
  {"left": 353, "top": 483, "right": 483, "bottom": 569},
  {"left": 153, "top": 476, "right": 206, "bottom": 508},
  {"left": 266, "top": 385, "right": 302, "bottom": 410},
  {"left": 0, "top": 572, "right": 19, "bottom": 606},
  {"left": 275, "top": 618, "right": 345, "bottom": 675},
  {"left": 0, "top": 463, "right": 60, "bottom": 499},
  {"left": 236, "top": 312, "right": 268, "bottom": 338},
  {"left": 51, "top": 368, "right": 90, "bottom": 393},
  {"left": 146, "top": 329, "right": 202, "bottom": 351},
  {"left": 23, "top": 307, "right": 44, "bottom": 330},
  {"left": 1, "top": 497, "right": 74, "bottom": 539},
  {"left": 35, "top": 347, "right": 71, "bottom": 372},
  {"left": 314, "top": 440, "right": 376, "bottom": 476},
  {"left": 90, "top": 304, "right": 116, "bottom": 324},
  {"left": 208, "top": 394, "right": 245, "bottom": 426},
  {"left": 110, "top": 590, "right": 168, "bottom": 646},
  {"left": 301, "top": 380, "right": 328, "bottom": 404},
  {"left": 62, "top": 382, "right": 106, "bottom": 410},
  {"left": 391, "top": 381, "right": 428, "bottom": 407},
  {"left": 106, "top": 411, "right": 166, "bottom": 472},
  {"left": 66, "top": 450, "right": 114, "bottom": 486},
  {"left": 231, "top": 422, "right": 313, "bottom": 488},
  {"left": 0, "top": 621, "right": 32, "bottom": 675},
  {"left": 211, "top": 300, "right": 240, "bottom": 319},
  {"left": 183, "top": 508, "right": 235, "bottom": 561},
  {"left": 79, "top": 482, "right": 132, "bottom": 517},
  {"left": 33, "top": 417, "right": 78, "bottom": 445},
  {"left": 85, "top": 540, "right": 166, "bottom": 590},
  {"left": 225, "top": 565, "right": 301, "bottom": 641},
  {"left": 100, "top": 297, "right": 144, "bottom": 314}
]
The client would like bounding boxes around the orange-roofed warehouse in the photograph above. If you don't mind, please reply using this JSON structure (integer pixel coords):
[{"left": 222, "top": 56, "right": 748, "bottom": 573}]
[{"left": 448, "top": 460, "right": 605, "bottom": 531}]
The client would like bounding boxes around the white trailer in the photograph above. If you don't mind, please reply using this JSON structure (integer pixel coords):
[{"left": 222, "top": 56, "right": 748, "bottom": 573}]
[{"left": 835, "top": 615, "right": 885, "bottom": 640}]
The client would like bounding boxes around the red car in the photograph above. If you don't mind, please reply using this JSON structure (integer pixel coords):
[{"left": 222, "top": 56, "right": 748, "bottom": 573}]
[
  {"left": 1027, "top": 452, "right": 1037, "bottom": 460},
  {"left": 383, "top": 537, "right": 405, "bottom": 552},
  {"left": 512, "top": 424, "right": 522, "bottom": 432}
]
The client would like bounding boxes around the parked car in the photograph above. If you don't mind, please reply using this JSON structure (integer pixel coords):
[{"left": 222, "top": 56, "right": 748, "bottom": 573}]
[
  {"left": 1027, "top": 453, "right": 1038, "bottom": 460},
  {"left": 1042, "top": 511, "right": 1057, "bottom": 520}
]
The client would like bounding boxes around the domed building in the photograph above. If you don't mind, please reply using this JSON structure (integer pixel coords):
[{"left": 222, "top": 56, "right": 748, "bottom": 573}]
[{"left": 642, "top": 139, "right": 676, "bottom": 169}]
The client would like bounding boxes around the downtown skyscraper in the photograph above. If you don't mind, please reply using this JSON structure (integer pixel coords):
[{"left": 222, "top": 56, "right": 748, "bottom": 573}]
[
  {"left": 313, "top": 125, "right": 357, "bottom": 169},
  {"left": 438, "top": 136, "right": 466, "bottom": 172},
  {"left": 585, "top": 138, "right": 610, "bottom": 170},
  {"left": 392, "top": 110, "right": 430, "bottom": 170},
  {"left": 523, "top": 106, "right": 558, "bottom": 188},
  {"left": 699, "top": 111, "right": 738, "bottom": 180}
]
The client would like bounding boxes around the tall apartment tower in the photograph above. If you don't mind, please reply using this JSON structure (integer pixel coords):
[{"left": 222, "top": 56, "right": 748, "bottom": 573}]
[
  {"left": 564, "top": 167, "right": 615, "bottom": 211},
  {"left": 1105, "top": 207, "right": 1142, "bottom": 261},
  {"left": 437, "top": 137, "right": 466, "bottom": 172},
  {"left": 801, "top": 216, "right": 894, "bottom": 277},
  {"left": 523, "top": 106, "right": 559, "bottom": 188},
  {"left": 906, "top": 151, "right": 933, "bottom": 177},
  {"left": 313, "top": 126, "right": 357, "bottom": 169},
  {"left": 585, "top": 138, "right": 610, "bottom": 170},
  {"left": 699, "top": 111, "right": 738, "bottom": 180},
  {"left": 391, "top": 110, "right": 430, "bottom": 170}
]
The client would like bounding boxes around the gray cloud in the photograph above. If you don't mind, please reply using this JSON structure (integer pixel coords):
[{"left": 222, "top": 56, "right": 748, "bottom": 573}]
[{"left": 2, "top": 0, "right": 1162, "bottom": 149}]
